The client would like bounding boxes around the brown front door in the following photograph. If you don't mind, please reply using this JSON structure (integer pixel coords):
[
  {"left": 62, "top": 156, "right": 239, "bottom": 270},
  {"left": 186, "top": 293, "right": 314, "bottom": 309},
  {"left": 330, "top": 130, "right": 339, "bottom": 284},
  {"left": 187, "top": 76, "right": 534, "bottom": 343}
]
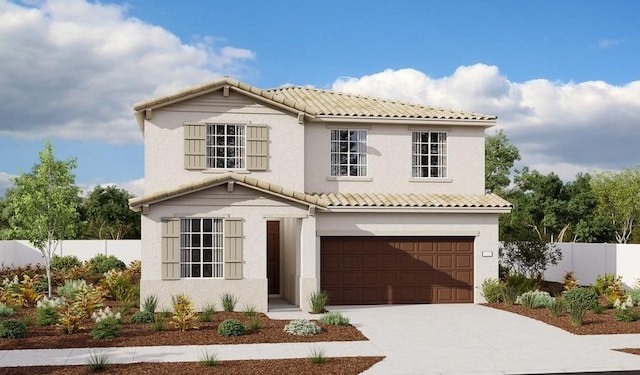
[{"left": 267, "top": 221, "right": 280, "bottom": 295}]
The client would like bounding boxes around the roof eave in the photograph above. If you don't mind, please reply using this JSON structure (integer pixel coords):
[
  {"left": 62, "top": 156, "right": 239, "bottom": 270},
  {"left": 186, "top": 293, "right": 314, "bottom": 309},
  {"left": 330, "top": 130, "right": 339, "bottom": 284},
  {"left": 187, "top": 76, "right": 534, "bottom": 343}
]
[
  {"left": 313, "top": 116, "right": 497, "bottom": 127},
  {"left": 322, "top": 206, "right": 512, "bottom": 213}
]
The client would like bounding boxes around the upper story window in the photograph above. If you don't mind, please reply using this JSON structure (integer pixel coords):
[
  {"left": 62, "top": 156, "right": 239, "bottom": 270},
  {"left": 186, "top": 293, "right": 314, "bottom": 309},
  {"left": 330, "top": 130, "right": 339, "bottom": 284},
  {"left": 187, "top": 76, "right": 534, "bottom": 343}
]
[
  {"left": 180, "top": 218, "right": 224, "bottom": 278},
  {"left": 330, "top": 129, "right": 367, "bottom": 177},
  {"left": 412, "top": 131, "right": 447, "bottom": 178},
  {"left": 206, "top": 124, "right": 245, "bottom": 169}
]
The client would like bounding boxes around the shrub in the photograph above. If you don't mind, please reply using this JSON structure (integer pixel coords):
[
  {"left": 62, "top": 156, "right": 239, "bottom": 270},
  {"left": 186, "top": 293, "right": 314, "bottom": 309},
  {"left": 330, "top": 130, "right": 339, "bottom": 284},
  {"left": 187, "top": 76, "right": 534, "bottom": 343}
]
[
  {"left": 480, "top": 278, "right": 505, "bottom": 303},
  {"left": 614, "top": 307, "right": 637, "bottom": 322},
  {"left": 151, "top": 319, "right": 166, "bottom": 332},
  {"left": 199, "top": 303, "right": 215, "bottom": 323},
  {"left": 131, "top": 310, "right": 155, "bottom": 324},
  {"left": 563, "top": 287, "right": 599, "bottom": 311},
  {"left": 50, "top": 255, "right": 81, "bottom": 271},
  {"left": 89, "top": 254, "right": 126, "bottom": 274},
  {"left": 57, "top": 279, "right": 91, "bottom": 300},
  {"left": 172, "top": 294, "right": 198, "bottom": 331},
  {"left": 87, "top": 350, "right": 110, "bottom": 372},
  {"left": 90, "top": 317, "right": 122, "bottom": 339},
  {"left": 247, "top": 316, "right": 262, "bottom": 330},
  {"left": 284, "top": 319, "right": 322, "bottom": 336},
  {"left": 100, "top": 269, "right": 134, "bottom": 302},
  {"left": 243, "top": 304, "right": 257, "bottom": 317},
  {"left": 220, "top": 293, "right": 238, "bottom": 312},
  {"left": 319, "top": 311, "right": 350, "bottom": 326},
  {"left": 199, "top": 350, "right": 219, "bottom": 367},
  {"left": 548, "top": 297, "right": 566, "bottom": 317},
  {"left": 593, "top": 273, "right": 625, "bottom": 305},
  {"left": 0, "top": 303, "right": 14, "bottom": 317},
  {"left": 563, "top": 271, "right": 578, "bottom": 291},
  {"left": 35, "top": 297, "right": 64, "bottom": 326},
  {"left": 308, "top": 346, "right": 326, "bottom": 365},
  {"left": 217, "top": 318, "right": 245, "bottom": 337},
  {"left": 14, "top": 274, "right": 42, "bottom": 307},
  {"left": 503, "top": 273, "right": 538, "bottom": 296},
  {"left": 501, "top": 285, "right": 518, "bottom": 306},
  {"left": 74, "top": 286, "right": 106, "bottom": 317},
  {"left": 516, "top": 290, "right": 554, "bottom": 309},
  {"left": 628, "top": 288, "right": 640, "bottom": 306},
  {"left": 91, "top": 307, "right": 121, "bottom": 322},
  {"left": 566, "top": 303, "right": 588, "bottom": 326},
  {"left": 309, "top": 290, "right": 329, "bottom": 314},
  {"left": 142, "top": 295, "right": 159, "bottom": 314},
  {"left": 57, "top": 300, "right": 86, "bottom": 334},
  {"left": 499, "top": 240, "right": 562, "bottom": 278},
  {"left": 0, "top": 319, "right": 27, "bottom": 338}
]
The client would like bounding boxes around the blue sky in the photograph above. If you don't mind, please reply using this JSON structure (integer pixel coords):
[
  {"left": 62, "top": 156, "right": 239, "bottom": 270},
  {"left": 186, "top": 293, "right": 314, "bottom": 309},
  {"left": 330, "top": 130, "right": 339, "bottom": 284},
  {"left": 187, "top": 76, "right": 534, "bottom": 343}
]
[{"left": 1, "top": 0, "right": 639, "bottom": 196}]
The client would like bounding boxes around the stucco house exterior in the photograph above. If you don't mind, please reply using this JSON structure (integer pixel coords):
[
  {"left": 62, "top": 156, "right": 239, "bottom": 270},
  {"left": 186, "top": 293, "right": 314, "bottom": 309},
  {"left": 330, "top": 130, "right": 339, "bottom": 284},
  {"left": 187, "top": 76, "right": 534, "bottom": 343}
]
[{"left": 129, "top": 77, "right": 512, "bottom": 312}]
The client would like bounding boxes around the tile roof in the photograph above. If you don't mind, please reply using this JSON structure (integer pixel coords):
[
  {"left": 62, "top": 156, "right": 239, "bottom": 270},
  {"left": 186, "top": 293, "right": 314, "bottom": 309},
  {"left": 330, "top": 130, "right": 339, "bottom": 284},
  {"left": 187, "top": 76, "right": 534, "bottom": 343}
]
[
  {"left": 128, "top": 173, "right": 328, "bottom": 211},
  {"left": 314, "top": 192, "right": 512, "bottom": 209},
  {"left": 133, "top": 77, "right": 496, "bottom": 122}
]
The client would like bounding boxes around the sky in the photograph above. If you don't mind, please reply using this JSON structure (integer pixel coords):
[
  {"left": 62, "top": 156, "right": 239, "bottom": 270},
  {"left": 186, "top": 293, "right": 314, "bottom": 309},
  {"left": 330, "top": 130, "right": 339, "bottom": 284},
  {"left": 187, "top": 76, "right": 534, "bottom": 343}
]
[{"left": 0, "top": 0, "right": 639, "bottom": 197}]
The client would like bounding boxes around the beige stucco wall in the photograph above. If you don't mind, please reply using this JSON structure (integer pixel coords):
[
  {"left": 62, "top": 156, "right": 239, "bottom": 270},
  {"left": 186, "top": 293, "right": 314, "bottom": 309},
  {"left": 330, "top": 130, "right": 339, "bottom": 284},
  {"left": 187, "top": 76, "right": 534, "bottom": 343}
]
[
  {"left": 315, "top": 211, "right": 501, "bottom": 303},
  {"left": 304, "top": 122, "right": 486, "bottom": 194}
]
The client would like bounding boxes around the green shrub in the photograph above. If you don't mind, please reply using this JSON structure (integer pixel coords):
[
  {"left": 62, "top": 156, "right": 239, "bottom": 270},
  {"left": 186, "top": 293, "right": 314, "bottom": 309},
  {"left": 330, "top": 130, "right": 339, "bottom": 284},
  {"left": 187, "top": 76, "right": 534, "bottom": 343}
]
[
  {"left": 0, "top": 319, "right": 28, "bottom": 338},
  {"left": 592, "top": 304, "right": 605, "bottom": 314},
  {"left": 627, "top": 288, "right": 640, "bottom": 306},
  {"left": 50, "top": 255, "right": 81, "bottom": 271},
  {"left": 199, "top": 303, "right": 215, "bottom": 323},
  {"left": 89, "top": 254, "right": 126, "bottom": 274},
  {"left": 566, "top": 303, "right": 588, "bottom": 326},
  {"left": 199, "top": 350, "right": 219, "bottom": 367},
  {"left": 90, "top": 317, "right": 122, "bottom": 339},
  {"left": 220, "top": 293, "right": 238, "bottom": 312},
  {"left": 217, "top": 318, "right": 245, "bottom": 337},
  {"left": 563, "top": 287, "right": 599, "bottom": 311},
  {"left": 247, "top": 316, "right": 262, "bottom": 330},
  {"left": 481, "top": 278, "right": 505, "bottom": 303},
  {"left": 284, "top": 319, "right": 322, "bottom": 336},
  {"left": 548, "top": 297, "right": 566, "bottom": 317},
  {"left": 516, "top": 290, "right": 554, "bottom": 309},
  {"left": 614, "top": 307, "right": 637, "bottom": 322},
  {"left": 308, "top": 346, "right": 326, "bottom": 365},
  {"left": 319, "top": 311, "right": 350, "bottom": 326},
  {"left": 503, "top": 273, "right": 538, "bottom": 296},
  {"left": 87, "top": 350, "right": 110, "bottom": 372},
  {"left": 501, "top": 285, "right": 518, "bottom": 306},
  {"left": 130, "top": 310, "right": 155, "bottom": 324},
  {"left": 36, "top": 306, "right": 59, "bottom": 326},
  {"left": 308, "top": 290, "right": 329, "bottom": 314},
  {"left": 142, "top": 295, "right": 158, "bottom": 314},
  {"left": 100, "top": 269, "right": 134, "bottom": 302},
  {"left": 151, "top": 319, "right": 166, "bottom": 331},
  {"left": 0, "top": 303, "right": 14, "bottom": 317},
  {"left": 242, "top": 304, "right": 257, "bottom": 317},
  {"left": 56, "top": 279, "right": 91, "bottom": 300}
]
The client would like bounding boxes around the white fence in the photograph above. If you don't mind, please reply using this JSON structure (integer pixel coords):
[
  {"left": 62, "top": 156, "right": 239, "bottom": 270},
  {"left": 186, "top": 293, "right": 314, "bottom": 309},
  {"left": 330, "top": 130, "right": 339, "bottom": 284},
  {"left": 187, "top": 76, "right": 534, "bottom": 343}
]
[
  {"left": 0, "top": 240, "right": 141, "bottom": 267},
  {"left": 543, "top": 243, "right": 640, "bottom": 289}
]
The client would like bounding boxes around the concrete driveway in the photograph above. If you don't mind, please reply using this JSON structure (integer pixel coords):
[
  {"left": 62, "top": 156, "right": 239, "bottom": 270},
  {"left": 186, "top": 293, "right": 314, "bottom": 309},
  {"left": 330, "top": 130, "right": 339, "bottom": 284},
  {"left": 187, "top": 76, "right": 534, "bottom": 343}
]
[{"left": 328, "top": 304, "right": 640, "bottom": 375}]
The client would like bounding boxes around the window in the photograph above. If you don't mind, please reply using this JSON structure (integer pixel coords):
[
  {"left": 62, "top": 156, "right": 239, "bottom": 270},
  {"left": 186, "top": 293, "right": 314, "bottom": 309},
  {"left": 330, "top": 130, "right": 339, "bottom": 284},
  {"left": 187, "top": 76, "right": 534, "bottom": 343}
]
[
  {"left": 412, "top": 131, "right": 447, "bottom": 178},
  {"left": 206, "top": 124, "right": 245, "bottom": 169},
  {"left": 330, "top": 129, "right": 367, "bottom": 176},
  {"left": 180, "top": 218, "right": 224, "bottom": 278}
]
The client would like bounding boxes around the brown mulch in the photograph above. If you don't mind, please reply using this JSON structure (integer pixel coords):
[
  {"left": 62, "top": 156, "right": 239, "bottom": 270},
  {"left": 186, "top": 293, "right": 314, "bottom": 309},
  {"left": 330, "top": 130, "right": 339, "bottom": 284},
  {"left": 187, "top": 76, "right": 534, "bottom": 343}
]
[
  {"left": 0, "top": 311, "right": 367, "bottom": 350},
  {"left": 484, "top": 303, "right": 640, "bottom": 335},
  {"left": 0, "top": 357, "right": 385, "bottom": 375}
]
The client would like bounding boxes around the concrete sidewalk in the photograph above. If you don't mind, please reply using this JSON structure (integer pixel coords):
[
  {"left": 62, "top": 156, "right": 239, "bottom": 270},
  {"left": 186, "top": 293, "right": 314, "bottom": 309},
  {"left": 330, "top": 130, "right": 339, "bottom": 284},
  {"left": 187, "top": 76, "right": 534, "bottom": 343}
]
[{"left": 1, "top": 304, "right": 640, "bottom": 374}]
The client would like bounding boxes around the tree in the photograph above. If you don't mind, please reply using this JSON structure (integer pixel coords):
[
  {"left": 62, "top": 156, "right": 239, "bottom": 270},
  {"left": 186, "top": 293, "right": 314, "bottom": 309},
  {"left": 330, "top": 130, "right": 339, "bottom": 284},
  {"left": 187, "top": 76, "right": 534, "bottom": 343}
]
[
  {"left": 564, "top": 173, "right": 615, "bottom": 243},
  {"left": 485, "top": 129, "right": 521, "bottom": 194},
  {"left": 6, "top": 141, "right": 80, "bottom": 297},
  {"left": 591, "top": 169, "right": 640, "bottom": 243},
  {"left": 83, "top": 185, "right": 140, "bottom": 239},
  {"left": 499, "top": 240, "right": 563, "bottom": 278}
]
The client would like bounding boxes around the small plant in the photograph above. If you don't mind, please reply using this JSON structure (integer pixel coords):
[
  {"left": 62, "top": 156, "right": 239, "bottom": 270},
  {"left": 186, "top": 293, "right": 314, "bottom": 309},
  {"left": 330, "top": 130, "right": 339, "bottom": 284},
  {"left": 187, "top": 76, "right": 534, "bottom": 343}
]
[
  {"left": 628, "top": 288, "right": 640, "bottom": 306},
  {"left": 131, "top": 310, "right": 155, "bottom": 324},
  {"left": 284, "top": 319, "right": 322, "bottom": 336},
  {"left": 593, "top": 273, "right": 625, "bottom": 305},
  {"left": 308, "top": 290, "right": 329, "bottom": 314},
  {"left": 172, "top": 294, "right": 198, "bottom": 331},
  {"left": 591, "top": 304, "right": 605, "bottom": 314},
  {"left": 548, "top": 297, "right": 566, "bottom": 317},
  {"left": 74, "top": 286, "right": 106, "bottom": 317},
  {"left": 0, "top": 303, "right": 14, "bottom": 317},
  {"left": 142, "top": 294, "right": 159, "bottom": 314},
  {"left": 503, "top": 273, "right": 538, "bottom": 296},
  {"left": 308, "top": 346, "right": 327, "bottom": 365},
  {"left": 319, "top": 311, "right": 350, "bottom": 326},
  {"left": 199, "top": 303, "right": 216, "bottom": 323},
  {"left": 89, "top": 254, "right": 126, "bottom": 274},
  {"left": 501, "top": 285, "right": 518, "bottom": 306},
  {"left": 243, "top": 304, "right": 257, "bottom": 317},
  {"left": 151, "top": 319, "right": 166, "bottom": 331},
  {"left": 566, "top": 303, "right": 588, "bottom": 326},
  {"left": 613, "top": 296, "right": 637, "bottom": 322},
  {"left": 563, "top": 271, "right": 578, "bottom": 290},
  {"left": 35, "top": 296, "right": 64, "bottom": 326},
  {"left": 50, "top": 255, "right": 81, "bottom": 271},
  {"left": 480, "top": 278, "right": 505, "bottom": 303},
  {"left": 0, "top": 319, "right": 27, "bottom": 338},
  {"left": 563, "top": 287, "right": 599, "bottom": 311},
  {"left": 15, "top": 274, "right": 42, "bottom": 307},
  {"left": 90, "top": 316, "right": 122, "bottom": 339},
  {"left": 516, "top": 290, "right": 554, "bottom": 309},
  {"left": 100, "top": 269, "right": 134, "bottom": 302},
  {"left": 220, "top": 293, "right": 238, "bottom": 312},
  {"left": 91, "top": 306, "right": 122, "bottom": 322},
  {"left": 87, "top": 350, "right": 110, "bottom": 372},
  {"left": 247, "top": 316, "right": 263, "bottom": 330},
  {"left": 57, "top": 300, "right": 86, "bottom": 334},
  {"left": 57, "top": 279, "right": 91, "bottom": 300},
  {"left": 199, "top": 349, "right": 219, "bottom": 367},
  {"left": 217, "top": 318, "right": 246, "bottom": 337}
]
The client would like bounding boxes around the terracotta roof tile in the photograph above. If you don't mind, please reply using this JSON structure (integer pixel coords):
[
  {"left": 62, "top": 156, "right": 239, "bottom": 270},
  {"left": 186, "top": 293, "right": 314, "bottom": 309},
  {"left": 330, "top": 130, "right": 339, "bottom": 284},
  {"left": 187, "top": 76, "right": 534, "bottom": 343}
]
[{"left": 313, "top": 192, "right": 512, "bottom": 209}]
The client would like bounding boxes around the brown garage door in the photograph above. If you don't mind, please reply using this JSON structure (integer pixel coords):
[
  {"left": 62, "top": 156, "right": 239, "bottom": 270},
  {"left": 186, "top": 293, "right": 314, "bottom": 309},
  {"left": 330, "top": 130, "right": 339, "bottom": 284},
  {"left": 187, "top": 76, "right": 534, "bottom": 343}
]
[{"left": 321, "top": 236, "right": 474, "bottom": 304}]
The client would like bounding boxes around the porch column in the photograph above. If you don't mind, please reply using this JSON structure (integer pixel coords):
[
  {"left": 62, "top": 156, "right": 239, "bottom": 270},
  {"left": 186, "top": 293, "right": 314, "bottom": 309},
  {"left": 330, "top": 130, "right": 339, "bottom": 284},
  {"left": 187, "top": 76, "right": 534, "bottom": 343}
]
[{"left": 298, "top": 214, "right": 317, "bottom": 313}]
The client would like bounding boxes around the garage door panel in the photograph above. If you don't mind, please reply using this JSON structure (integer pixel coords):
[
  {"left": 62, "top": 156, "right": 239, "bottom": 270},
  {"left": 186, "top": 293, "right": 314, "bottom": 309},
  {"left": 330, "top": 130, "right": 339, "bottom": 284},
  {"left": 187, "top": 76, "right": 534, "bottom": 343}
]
[{"left": 321, "top": 236, "right": 474, "bottom": 304}]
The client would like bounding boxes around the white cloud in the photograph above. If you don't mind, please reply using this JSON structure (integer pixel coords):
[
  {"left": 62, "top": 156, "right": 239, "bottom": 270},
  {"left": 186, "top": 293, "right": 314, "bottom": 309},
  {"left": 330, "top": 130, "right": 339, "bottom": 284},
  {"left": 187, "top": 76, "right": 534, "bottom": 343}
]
[
  {"left": 332, "top": 65, "right": 640, "bottom": 180},
  {"left": 79, "top": 178, "right": 145, "bottom": 197},
  {"left": 597, "top": 38, "right": 625, "bottom": 48},
  {"left": 0, "top": 0, "right": 256, "bottom": 144}
]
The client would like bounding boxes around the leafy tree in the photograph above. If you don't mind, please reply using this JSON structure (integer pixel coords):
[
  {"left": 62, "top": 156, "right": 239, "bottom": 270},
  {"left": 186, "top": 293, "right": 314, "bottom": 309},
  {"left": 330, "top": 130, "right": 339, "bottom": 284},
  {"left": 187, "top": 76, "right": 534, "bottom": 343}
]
[
  {"left": 485, "top": 129, "right": 521, "bottom": 194},
  {"left": 499, "top": 240, "right": 562, "bottom": 278},
  {"left": 590, "top": 169, "right": 640, "bottom": 243},
  {"left": 6, "top": 141, "right": 80, "bottom": 297},
  {"left": 564, "top": 173, "right": 615, "bottom": 242},
  {"left": 83, "top": 185, "right": 140, "bottom": 239}
]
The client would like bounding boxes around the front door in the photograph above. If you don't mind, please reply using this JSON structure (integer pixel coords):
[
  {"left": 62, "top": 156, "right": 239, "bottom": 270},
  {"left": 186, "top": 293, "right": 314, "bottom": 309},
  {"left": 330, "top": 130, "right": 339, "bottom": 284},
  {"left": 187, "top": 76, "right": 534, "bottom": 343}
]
[{"left": 267, "top": 221, "right": 280, "bottom": 295}]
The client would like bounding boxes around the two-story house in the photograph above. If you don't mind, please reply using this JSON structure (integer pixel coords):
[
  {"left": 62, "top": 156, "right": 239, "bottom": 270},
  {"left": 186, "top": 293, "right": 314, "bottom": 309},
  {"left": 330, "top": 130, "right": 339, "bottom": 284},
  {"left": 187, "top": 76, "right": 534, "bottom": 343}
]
[{"left": 129, "top": 77, "right": 512, "bottom": 312}]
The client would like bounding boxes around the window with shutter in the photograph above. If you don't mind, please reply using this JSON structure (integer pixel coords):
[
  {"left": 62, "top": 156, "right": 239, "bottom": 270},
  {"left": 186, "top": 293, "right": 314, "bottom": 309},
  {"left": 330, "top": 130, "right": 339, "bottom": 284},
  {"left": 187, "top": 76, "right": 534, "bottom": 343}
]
[
  {"left": 224, "top": 217, "right": 243, "bottom": 280},
  {"left": 161, "top": 218, "right": 180, "bottom": 280}
]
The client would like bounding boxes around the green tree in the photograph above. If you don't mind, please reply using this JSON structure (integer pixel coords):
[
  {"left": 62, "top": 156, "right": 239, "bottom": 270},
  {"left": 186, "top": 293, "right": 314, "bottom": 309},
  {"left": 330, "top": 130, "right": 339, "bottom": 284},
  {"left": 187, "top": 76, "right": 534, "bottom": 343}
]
[
  {"left": 83, "top": 185, "right": 140, "bottom": 239},
  {"left": 564, "top": 173, "right": 615, "bottom": 242},
  {"left": 499, "top": 240, "right": 562, "bottom": 278},
  {"left": 591, "top": 169, "right": 640, "bottom": 243},
  {"left": 6, "top": 141, "right": 80, "bottom": 296},
  {"left": 485, "top": 129, "right": 521, "bottom": 194}
]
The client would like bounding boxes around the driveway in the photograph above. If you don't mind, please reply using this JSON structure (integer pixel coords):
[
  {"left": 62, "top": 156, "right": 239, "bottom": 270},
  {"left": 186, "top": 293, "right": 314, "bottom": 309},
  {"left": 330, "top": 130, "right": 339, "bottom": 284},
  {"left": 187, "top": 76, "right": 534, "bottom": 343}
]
[{"left": 326, "top": 304, "right": 640, "bottom": 375}]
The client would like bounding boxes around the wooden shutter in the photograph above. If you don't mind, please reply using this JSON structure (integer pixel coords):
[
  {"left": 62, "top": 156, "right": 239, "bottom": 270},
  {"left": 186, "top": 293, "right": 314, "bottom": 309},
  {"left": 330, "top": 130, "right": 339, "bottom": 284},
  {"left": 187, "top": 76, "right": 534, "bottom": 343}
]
[
  {"left": 246, "top": 124, "right": 268, "bottom": 171},
  {"left": 161, "top": 218, "right": 180, "bottom": 280},
  {"left": 184, "top": 123, "right": 206, "bottom": 170},
  {"left": 224, "top": 217, "right": 243, "bottom": 280}
]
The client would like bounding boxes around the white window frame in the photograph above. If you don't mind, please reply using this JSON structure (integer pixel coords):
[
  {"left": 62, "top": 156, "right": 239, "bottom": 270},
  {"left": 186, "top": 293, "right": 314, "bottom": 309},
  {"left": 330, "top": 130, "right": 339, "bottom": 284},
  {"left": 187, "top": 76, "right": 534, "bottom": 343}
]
[
  {"left": 330, "top": 129, "right": 368, "bottom": 177},
  {"left": 412, "top": 131, "right": 447, "bottom": 178},
  {"left": 206, "top": 124, "right": 246, "bottom": 169},
  {"left": 180, "top": 218, "right": 224, "bottom": 279}
]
